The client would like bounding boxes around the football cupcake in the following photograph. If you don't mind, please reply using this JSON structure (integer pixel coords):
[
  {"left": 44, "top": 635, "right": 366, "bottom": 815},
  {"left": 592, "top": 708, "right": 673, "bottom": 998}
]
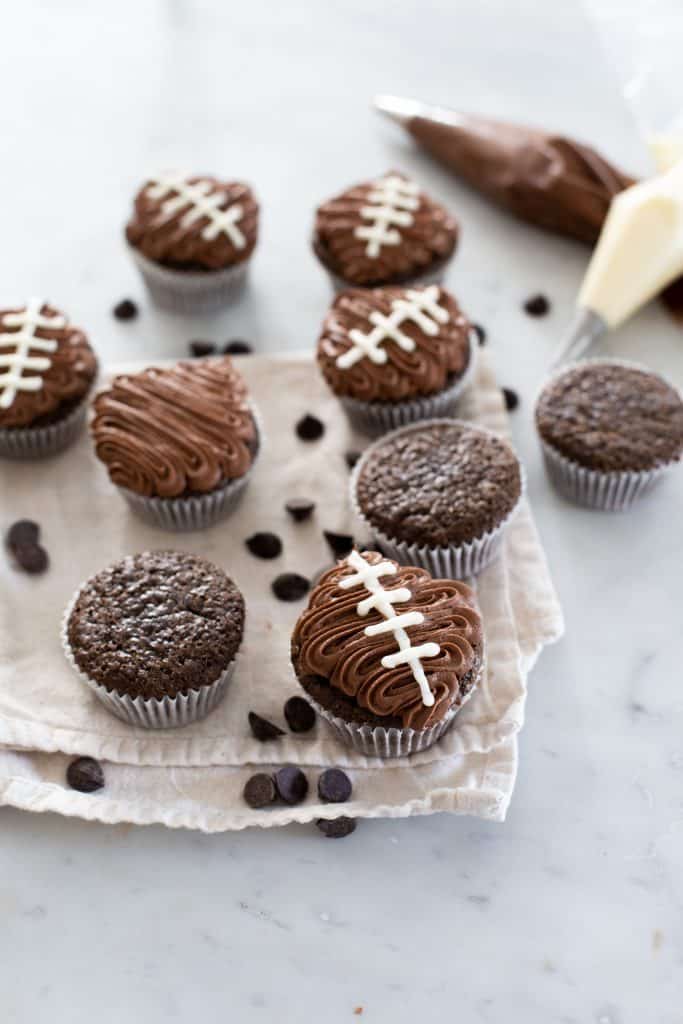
[
  {"left": 63, "top": 550, "right": 245, "bottom": 728},
  {"left": 92, "top": 356, "right": 259, "bottom": 531},
  {"left": 291, "top": 549, "right": 484, "bottom": 756},
  {"left": 313, "top": 171, "right": 458, "bottom": 290},
  {"left": 0, "top": 299, "right": 97, "bottom": 458},
  {"left": 317, "top": 284, "right": 475, "bottom": 435},
  {"left": 125, "top": 172, "right": 259, "bottom": 312}
]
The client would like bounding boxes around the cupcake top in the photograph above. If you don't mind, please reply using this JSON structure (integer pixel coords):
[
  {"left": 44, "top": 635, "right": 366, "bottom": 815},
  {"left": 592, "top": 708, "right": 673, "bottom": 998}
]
[
  {"left": 126, "top": 173, "right": 259, "bottom": 271},
  {"left": 291, "top": 549, "right": 483, "bottom": 730},
  {"left": 0, "top": 299, "right": 97, "bottom": 429},
  {"left": 66, "top": 551, "right": 245, "bottom": 700},
  {"left": 92, "top": 356, "right": 257, "bottom": 498},
  {"left": 536, "top": 362, "right": 683, "bottom": 473},
  {"left": 313, "top": 172, "right": 458, "bottom": 286},
  {"left": 355, "top": 421, "right": 522, "bottom": 547},
  {"left": 317, "top": 284, "right": 472, "bottom": 402}
]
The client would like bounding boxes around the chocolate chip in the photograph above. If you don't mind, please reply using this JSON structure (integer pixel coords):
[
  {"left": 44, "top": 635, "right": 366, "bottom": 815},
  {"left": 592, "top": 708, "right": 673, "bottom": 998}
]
[
  {"left": 224, "top": 339, "right": 253, "bottom": 355},
  {"left": 66, "top": 756, "right": 104, "bottom": 793},
  {"left": 5, "top": 519, "right": 40, "bottom": 550},
  {"left": 502, "top": 387, "right": 520, "bottom": 412},
  {"left": 274, "top": 766, "right": 309, "bottom": 805},
  {"left": 189, "top": 339, "right": 217, "bottom": 358},
  {"left": 12, "top": 543, "right": 49, "bottom": 574},
  {"left": 471, "top": 322, "right": 486, "bottom": 346},
  {"left": 272, "top": 573, "right": 310, "bottom": 602},
  {"left": 345, "top": 451, "right": 361, "bottom": 470},
  {"left": 285, "top": 498, "right": 315, "bottom": 522},
  {"left": 318, "top": 768, "right": 352, "bottom": 803},
  {"left": 246, "top": 532, "right": 282, "bottom": 560},
  {"left": 243, "top": 773, "right": 277, "bottom": 809},
  {"left": 523, "top": 294, "right": 550, "bottom": 317},
  {"left": 296, "top": 414, "right": 324, "bottom": 442},
  {"left": 283, "top": 696, "right": 316, "bottom": 733},
  {"left": 248, "top": 711, "right": 285, "bottom": 742},
  {"left": 324, "top": 531, "right": 354, "bottom": 558},
  {"left": 113, "top": 298, "right": 138, "bottom": 321},
  {"left": 316, "top": 816, "right": 357, "bottom": 838}
]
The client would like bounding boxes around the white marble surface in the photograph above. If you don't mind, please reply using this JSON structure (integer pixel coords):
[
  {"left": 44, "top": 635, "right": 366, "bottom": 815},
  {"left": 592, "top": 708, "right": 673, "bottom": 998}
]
[{"left": 1, "top": 1, "right": 683, "bottom": 1021}]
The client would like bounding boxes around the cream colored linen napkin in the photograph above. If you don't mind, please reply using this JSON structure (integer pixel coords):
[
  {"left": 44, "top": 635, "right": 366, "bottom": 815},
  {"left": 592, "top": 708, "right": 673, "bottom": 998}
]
[{"left": 0, "top": 352, "right": 563, "bottom": 829}]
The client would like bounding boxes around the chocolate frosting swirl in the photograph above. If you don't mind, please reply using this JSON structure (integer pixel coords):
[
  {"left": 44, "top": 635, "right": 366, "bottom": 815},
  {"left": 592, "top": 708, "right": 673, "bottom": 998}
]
[
  {"left": 317, "top": 285, "right": 471, "bottom": 401},
  {"left": 291, "top": 551, "right": 483, "bottom": 729},
  {"left": 126, "top": 174, "right": 259, "bottom": 271},
  {"left": 313, "top": 171, "right": 458, "bottom": 286},
  {"left": 0, "top": 303, "right": 97, "bottom": 429},
  {"left": 92, "top": 357, "right": 256, "bottom": 498}
]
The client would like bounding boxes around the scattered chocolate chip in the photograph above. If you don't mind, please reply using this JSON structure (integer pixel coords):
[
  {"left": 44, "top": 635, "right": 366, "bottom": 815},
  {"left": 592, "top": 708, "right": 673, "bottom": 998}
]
[
  {"left": 285, "top": 498, "right": 315, "bottom": 522},
  {"left": 248, "top": 711, "right": 285, "bottom": 742},
  {"left": 66, "top": 756, "right": 104, "bottom": 793},
  {"left": 5, "top": 519, "right": 40, "bottom": 550},
  {"left": 188, "top": 339, "right": 217, "bottom": 358},
  {"left": 113, "top": 298, "right": 138, "bottom": 321},
  {"left": 284, "top": 696, "right": 316, "bottom": 733},
  {"left": 471, "top": 322, "right": 486, "bottom": 346},
  {"left": 323, "top": 531, "right": 354, "bottom": 558},
  {"left": 243, "top": 773, "right": 277, "bottom": 809},
  {"left": 274, "top": 766, "right": 309, "bottom": 805},
  {"left": 12, "top": 543, "right": 49, "bottom": 575},
  {"left": 318, "top": 768, "right": 352, "bottom": 803},
  {"left": 246, "top": 532, "right": 282, "bottom": 560},
  {"left": 272, "top": 573, "right": 310, "bottom": 602},
  {"left": 316, "top": 816, "right": 357, "bottom": 838},
  {"left": 224, "top": 339, "right": 253, "bottom": 355},
  {"left": 502, "top": 387, "right": 520, "bottom": 412},
  {"left": 523, "top": 293, "right": 550, "bottom": 317},
  {"left": 296, "top": 414, "right": 324, "bottom": 442},
  {"left": 345, "top": 450, "right": 361, "bottom": 470}
]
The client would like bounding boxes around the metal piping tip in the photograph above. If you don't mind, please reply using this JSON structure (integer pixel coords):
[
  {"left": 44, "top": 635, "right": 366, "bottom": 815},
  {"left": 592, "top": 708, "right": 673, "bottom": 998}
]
[
  {"left": 550, "top": 307, "right": 607, "bottom": 368},
  {"left": 374, "top": 94, "right": 425, "bottom": 125}
]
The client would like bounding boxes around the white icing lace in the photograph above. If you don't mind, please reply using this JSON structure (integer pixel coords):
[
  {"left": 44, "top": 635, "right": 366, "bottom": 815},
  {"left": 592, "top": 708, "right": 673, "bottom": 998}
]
[
  {"left": 0, "top": 298, "right": 64, "bottom": 410},
  {"left": 146, "top": 174, "right": 246, "bottom": 247},
  {"left": 353, "top": 175, "right": 420, "bottom": 258}
]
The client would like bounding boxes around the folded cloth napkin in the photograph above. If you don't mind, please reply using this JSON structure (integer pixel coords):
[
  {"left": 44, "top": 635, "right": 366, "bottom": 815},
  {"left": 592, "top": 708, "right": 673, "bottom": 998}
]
[{"left": 0, "top": 352, "right": 563, "bottom": 830}]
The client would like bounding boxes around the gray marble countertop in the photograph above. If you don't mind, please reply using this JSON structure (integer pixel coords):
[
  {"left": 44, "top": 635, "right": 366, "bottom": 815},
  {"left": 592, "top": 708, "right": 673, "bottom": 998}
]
[{"left": 1, "top": 2, "right": 682, "bottom": 1021}]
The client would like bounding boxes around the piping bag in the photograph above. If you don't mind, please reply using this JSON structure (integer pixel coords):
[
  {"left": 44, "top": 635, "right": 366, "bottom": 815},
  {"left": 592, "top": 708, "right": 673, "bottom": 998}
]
[{"left": 375, "top": 96, "right": 683, "bottom": 365}]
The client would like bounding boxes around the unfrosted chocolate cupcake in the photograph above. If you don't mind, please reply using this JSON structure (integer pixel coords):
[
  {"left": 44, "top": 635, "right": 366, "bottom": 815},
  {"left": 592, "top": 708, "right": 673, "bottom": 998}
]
[
  {"left": 352, "top": 419, "right": 523, "bottom": 577},
  {"left": 63, "top": 550, "right": 245, "bottom": 727},
  {"left": 313, "top": 171, "right": 458, "bottom": 289},
  {"left": 92, "top": 356, "right": 258, "bottom": 530},
  {"left": 0, "top": 300, "right": 97, "bottom": 458},
  {"left": 291, "top": 549, "right": 484, "bottom": 756},
  {"left": 126, "top": 172, "right": 259, "bottom": 312},
  {"left": 536, "top": 360, "right": 683, "bottom": 510},
  {"left": 317, "top": 284, "right": 475, "bottom": 435}
]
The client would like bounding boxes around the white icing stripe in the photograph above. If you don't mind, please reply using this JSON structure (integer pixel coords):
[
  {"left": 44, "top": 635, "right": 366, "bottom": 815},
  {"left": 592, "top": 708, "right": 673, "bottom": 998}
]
[
  {"left": 353, "top": 175, "right": 420, "bottom": 258},
  {"left": 336, "top": 285, "right": 450, "bottom": 370},
  {"left": 0, "top": 299, "right": 64, "bottom": 410},
  {"left": 338, "top": 550, "right": 439, "bottom": 707},
  {"left": 146, "top": 174, "right": 246, "bottom": 248}
]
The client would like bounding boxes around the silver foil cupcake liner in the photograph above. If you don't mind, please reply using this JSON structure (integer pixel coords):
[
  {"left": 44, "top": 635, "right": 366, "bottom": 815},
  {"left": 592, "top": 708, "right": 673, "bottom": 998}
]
[
  {"left": 339, "top": 330, "right": 477, "bottom": 437},
  {"left": 129, "top": 246, "right": 250, "bottom": 313},
  {"left": 350, "top": 418, "right": 525, "bottom": 578},
  {"left": 0, "top": 398, "right": 88, "bottom": 459},
  {"left": 61, "top": 593, "right": 235, "bottom": 728}
]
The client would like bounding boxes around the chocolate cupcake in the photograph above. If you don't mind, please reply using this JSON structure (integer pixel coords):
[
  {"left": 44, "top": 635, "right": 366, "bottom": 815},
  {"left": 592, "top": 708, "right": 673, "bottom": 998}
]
[
  {"left": 536, "top": 359, "right": 683, "bottom": 510},
  {"left": 63, "top": 551, "right": 245, "bottom": 727},
  {"left": 291, "top": 549, "right": 484, "bottom": 756},
  {"left": 125, "top": 172, "right": 259, "bottom": 312},
  {"left": 0, "top": 299, "right": 97, "bottom": 458},
  {"left": 317, "top": 284, "right": 475, "bottom": 435},
  {"left": 92, "top": 356, "right": 259, "bottom": 531},
  {"left": 351, "top": 419, "right": 523, "bottom": 577},
  {"left": 313, "top": 171, "right": 458, "bottom": 290}
]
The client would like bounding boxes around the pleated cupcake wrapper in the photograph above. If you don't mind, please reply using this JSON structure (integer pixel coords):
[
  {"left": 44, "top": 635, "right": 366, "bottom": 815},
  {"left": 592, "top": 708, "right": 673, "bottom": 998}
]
[
  {"left": 129, "top": 246, "right": 250, "bottom": 314},
  {"left": 61, "top": 593, "right": 235, "bottom": 729},
  {"left": 535, "top": 356, "right": 683, "bottom": 512},
  {"left": 338, "top": 330, "right": 478, "bottom": 437},
  {"left": 350, "top": 417, "right": 525, "bottom": 578},
  {"left": 324, "top": 255, "right": 453, "bottom": 295},
  {"left": 0, "top": 398, "right": 88, "bottom": 460}
]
